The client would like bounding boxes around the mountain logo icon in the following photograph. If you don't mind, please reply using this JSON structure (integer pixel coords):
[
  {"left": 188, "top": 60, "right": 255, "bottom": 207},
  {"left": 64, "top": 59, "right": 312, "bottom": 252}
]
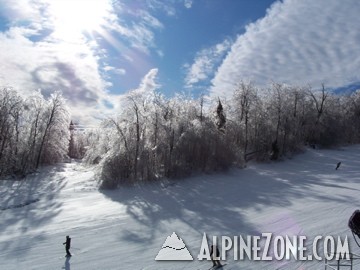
[{"left": 155, "top": 232, "right": 193, "bottom": 261}]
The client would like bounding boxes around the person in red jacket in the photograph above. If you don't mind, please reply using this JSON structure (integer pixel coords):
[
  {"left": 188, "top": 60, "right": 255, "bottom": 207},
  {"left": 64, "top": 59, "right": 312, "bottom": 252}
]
[{"left": 63, "top": 236, "right": 72, "bottom": 257}]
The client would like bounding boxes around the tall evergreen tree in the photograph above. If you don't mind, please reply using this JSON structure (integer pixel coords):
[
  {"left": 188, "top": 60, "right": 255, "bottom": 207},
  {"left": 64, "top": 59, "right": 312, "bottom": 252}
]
[{"left": 215, "top": 99, "right": 226, "bottom": 132}]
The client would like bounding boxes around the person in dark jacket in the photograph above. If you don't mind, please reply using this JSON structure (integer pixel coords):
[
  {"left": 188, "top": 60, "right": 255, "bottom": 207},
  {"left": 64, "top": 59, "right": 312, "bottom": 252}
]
[
  {"left": 210, "top": 245, "right": 221, "bottom": 267},
  {"left": 335, "top": 162, "right": 341, "bottom": 170},
  {"left": 63, "top": 235, "right": 71, "bottom": 256}
]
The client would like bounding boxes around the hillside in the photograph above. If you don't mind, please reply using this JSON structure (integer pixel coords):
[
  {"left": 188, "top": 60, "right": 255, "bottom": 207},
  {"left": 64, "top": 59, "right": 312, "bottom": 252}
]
[{"left": 1, "top": 146, "right": 360, "bottom": 269}]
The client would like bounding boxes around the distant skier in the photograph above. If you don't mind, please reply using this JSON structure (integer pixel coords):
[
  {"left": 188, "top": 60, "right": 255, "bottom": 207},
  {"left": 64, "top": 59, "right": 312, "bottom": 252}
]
[
  {"left": 335, "top": 162, "right": 341, "bottom": 170},
  {"left": 270, "top": 140, "right": 279, "bottom": 160},
  {"left": 63, "top": 235, "right": 72, "bottom": 257},
  {"left": 210, "top": 245, "right": 221, "bottom": 267}
]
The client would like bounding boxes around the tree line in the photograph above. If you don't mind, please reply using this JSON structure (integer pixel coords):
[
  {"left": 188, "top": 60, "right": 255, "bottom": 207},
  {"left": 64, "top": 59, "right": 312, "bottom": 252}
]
[
  {"left": 2, "top": 83, "right": 360, "bottom": 187},
  {"left": 84, "top": 82, "right": 360, "bottom": 188}
]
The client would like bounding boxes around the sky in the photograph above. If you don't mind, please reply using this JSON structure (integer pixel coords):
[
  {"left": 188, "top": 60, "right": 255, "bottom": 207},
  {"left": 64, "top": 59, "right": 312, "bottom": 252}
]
[{"left": 1, "top": 0, "right": 360, "bottom": 124}]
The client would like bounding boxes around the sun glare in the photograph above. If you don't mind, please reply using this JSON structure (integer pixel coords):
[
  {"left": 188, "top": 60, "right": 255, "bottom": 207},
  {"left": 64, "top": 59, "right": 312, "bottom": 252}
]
[{"left": 49, "top": 0, "right": 111, "bottom": 40}]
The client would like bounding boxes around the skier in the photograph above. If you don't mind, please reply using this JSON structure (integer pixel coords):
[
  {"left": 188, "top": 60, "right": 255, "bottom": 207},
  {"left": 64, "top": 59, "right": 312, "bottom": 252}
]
[
  {"left": 335, "top": 162, "right": 341, "bottom": 170},
  {"left": 63, "top": 235, "right": 72, "bottom": 257},
  {"left": 210, "top": 245, "right": 221, "bottom": 267},
  {"left": 270, "top": 140, "right": 279, "bottom": 160}
]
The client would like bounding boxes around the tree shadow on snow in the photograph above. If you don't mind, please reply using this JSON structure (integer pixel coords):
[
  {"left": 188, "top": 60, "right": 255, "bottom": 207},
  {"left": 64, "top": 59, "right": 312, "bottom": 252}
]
[
  {"left": 0, "top": 164, "right": 67, "bottom": 255},
  {"left": 100, "top": 146, "right": 360, "bottom": 251}
]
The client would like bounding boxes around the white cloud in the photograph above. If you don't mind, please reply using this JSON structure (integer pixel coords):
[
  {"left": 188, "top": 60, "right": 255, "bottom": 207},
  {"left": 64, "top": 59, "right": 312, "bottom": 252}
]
[
  {"left": 0, "top": 0, "right": 45, "bottom": 26},
  {"left": 0, "top": 0, "right": 171, "bottom": 124},
  {"left": 210, "top": 0, "right": 360, "bottom": 98},
  {"left": 138, "top": 68, "right": 160, "bottom": 93},
  {"left": 110, "top": 68, "right": 160, "bottom": 112},
  {"left": 185, "top": 39, "right": 232, "bottom": 88},
  {"left": 157, "top": 50, "right": 164, "bottom": 58},
  {"left": 113, "top": 68, "right": 127, "bottom": 76},
  {"left": 0, "top": 0, "right": 125, "bottom": 124},
  {"left": 103, "top": 66, "right": 126, "bottom": 75},
  {"left": 146, "top": 0, "right": 177, "bottom": 16},
  {"left": 0, "top": 27, "right": 112, "bottom": 124},
  {"left": 109, "top": 1, "right": 165, "bottom": 54},
  {"left": 140, "top": 10, "right": 164, "bottom": 30},
  {"left": 184, "top": 0, "right": 193, "bottom": 9}
]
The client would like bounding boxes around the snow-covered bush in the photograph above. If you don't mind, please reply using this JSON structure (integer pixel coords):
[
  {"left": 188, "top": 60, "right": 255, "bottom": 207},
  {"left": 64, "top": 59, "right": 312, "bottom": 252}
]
[
  {"left": 82, "top": 81, "right": 360, "bottom": 188},
  {"left": 85, "top": 88, "right": 240, "bottom": 188}
]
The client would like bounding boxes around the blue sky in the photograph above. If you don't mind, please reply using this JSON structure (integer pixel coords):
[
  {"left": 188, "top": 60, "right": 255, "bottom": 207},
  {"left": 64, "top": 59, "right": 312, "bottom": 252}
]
[{"left": 1, "top": 0, "right": 360, "bottom": 124}]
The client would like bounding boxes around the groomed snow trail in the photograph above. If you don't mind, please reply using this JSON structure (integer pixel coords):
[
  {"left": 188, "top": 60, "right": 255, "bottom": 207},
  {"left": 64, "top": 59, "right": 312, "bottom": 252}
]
[{"left": 1, "top": 146, "right": 360, "bottom": 269}]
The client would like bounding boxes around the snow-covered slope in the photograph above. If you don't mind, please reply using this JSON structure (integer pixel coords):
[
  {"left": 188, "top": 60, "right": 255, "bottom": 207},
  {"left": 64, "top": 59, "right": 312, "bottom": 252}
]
[{"left": 1, "top": 146, "right": 360, "bottom": 269}]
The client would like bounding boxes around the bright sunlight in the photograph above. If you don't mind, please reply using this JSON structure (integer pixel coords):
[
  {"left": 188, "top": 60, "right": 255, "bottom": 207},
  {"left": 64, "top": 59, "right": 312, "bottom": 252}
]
[{"left": 48, "top": 0, "right": 112, "bottom": 40}]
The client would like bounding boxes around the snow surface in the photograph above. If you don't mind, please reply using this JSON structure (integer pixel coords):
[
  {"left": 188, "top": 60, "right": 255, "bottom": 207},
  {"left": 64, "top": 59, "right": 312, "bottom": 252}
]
[{"left": 1, "top": 146, "right": 360, "bottom": 269}]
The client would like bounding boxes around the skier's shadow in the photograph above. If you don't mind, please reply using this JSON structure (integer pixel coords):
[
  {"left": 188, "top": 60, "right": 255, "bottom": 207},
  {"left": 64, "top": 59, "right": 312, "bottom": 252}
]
[{"left": 63, "top": 256, "right": 71, "bottom": 270}]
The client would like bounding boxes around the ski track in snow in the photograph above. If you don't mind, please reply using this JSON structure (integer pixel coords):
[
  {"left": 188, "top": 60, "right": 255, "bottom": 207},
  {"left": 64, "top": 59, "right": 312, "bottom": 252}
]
[{"left": 1, "top": 147, "right": 360, "bottom": 269}]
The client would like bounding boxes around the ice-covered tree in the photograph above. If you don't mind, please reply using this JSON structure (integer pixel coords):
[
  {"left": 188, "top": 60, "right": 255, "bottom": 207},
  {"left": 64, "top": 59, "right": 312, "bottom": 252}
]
[{"left": 0, "top": 88, "right": 71, "bottom": 177}]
